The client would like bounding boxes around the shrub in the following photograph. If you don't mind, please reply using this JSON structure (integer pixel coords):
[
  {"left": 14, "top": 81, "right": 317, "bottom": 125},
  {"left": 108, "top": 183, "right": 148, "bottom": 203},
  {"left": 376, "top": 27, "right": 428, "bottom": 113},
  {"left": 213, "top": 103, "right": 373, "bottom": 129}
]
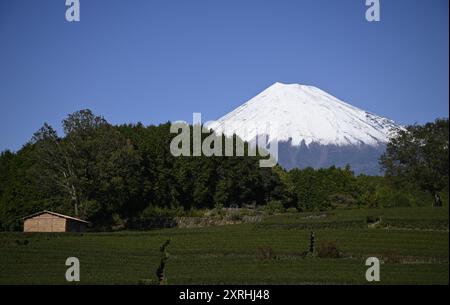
[
  {"left": 238, "top": 208, "right": 257, "bottom": 217},
  {"left": 391, "top": 193, "right": 412, "bottom": 207},
  {"left": 211, "top": 203, "right": 224, "bottom": 217},
  {"left": 226, "top": 212, "right": 243, "bottom": 222},
  {"left": 286, "top": 207, "right": 298, "bottom": 213},
  {"left": 379, "top": 191, "right": 412, "bottom": 208},
  {"left": 15, "top": 239, "right": 29, "bottom": 246},
  {"left": 264, "top": 201, "right": 285, "bottom": 215},
  {"left": 366, "top": 216, "right": 381, "bottom": 224},
  {"left": 328, "top": 193, "right": 357, "bottom": 208},
  {"left": 140, "top": 206, "right": 184, "bottom": 219},
  {"left": 257, "top": 246, "right": 277, "bottom": 260},
  {"left": 315, "top": 241, "right": 341, "bottom": 258},
  {"left": 382, "top": 253, "right": 403, "bottom": 264},
  {"left": 112, "top": 213, "right": 125, "bottom": 229},
  {"left": 183, "top": 208, "right": 205, "bottom": 217}
]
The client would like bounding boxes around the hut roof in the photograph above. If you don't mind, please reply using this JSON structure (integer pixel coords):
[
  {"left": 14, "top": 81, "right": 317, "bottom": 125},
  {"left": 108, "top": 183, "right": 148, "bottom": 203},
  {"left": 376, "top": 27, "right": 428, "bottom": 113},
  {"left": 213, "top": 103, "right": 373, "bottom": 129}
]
[{"left": 22, "top": 210, "right": 90, "bottom": 224}]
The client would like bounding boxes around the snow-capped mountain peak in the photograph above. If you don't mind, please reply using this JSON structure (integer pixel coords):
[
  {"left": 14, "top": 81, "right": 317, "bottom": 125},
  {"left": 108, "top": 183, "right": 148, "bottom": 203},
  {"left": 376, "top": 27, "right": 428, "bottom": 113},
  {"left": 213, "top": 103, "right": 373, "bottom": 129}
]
[{"left": 207, "top": 82, "right": 403, "bottom": 147}]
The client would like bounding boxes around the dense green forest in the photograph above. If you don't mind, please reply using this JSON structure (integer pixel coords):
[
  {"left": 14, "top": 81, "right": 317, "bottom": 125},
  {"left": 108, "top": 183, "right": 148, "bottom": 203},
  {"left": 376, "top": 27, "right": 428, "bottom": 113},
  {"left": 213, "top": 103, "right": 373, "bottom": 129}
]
[{"left": 0, "top": 110, "right": 448, "bottom": 230}]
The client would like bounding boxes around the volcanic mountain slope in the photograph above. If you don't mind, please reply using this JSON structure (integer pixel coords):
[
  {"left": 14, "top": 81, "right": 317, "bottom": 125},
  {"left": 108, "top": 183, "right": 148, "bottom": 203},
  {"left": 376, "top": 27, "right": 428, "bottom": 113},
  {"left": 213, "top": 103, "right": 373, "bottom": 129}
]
[{"left": 207, "top": 82, "right": 404, "bottom": 175}]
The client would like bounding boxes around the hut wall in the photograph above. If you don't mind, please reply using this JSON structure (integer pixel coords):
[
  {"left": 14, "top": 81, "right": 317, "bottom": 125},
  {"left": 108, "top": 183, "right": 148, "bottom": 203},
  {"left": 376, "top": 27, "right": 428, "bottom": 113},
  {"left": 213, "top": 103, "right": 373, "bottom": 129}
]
[{"left": 24, "top": 213, "right": 67, "bottom": 232}]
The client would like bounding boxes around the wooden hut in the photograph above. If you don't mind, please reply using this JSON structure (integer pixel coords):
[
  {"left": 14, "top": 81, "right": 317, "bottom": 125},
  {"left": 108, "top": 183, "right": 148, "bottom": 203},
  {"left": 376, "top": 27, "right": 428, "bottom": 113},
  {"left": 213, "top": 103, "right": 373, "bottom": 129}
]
[{"left": 23, "top": 210, "right": 89, "bottom": 233}]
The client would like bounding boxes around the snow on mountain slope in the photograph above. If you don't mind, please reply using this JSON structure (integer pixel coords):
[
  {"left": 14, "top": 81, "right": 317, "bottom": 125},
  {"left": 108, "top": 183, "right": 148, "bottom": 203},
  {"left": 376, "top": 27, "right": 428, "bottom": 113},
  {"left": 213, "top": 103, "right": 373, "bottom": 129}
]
[{"left": 207, "top": 82, "right": 403, "bottom": 147}]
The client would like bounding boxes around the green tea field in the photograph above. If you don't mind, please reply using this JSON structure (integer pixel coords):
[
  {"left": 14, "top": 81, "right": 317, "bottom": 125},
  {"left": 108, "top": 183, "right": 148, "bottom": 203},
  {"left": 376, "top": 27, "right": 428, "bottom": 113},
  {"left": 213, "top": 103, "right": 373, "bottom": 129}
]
[{"left": 0, "top": 207, "right": 448, "bottom": 285}]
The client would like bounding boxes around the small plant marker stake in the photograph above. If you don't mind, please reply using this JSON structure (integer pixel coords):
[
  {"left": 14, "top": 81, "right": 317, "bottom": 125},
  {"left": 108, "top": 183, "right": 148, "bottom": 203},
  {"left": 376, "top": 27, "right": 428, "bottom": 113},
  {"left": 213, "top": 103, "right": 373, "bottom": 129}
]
[
  {"left": 156, "top": 239, "right": 171, "bottom": 285},
  {"left": 309, "top": 231, "right": 315, "bottom": 254}
]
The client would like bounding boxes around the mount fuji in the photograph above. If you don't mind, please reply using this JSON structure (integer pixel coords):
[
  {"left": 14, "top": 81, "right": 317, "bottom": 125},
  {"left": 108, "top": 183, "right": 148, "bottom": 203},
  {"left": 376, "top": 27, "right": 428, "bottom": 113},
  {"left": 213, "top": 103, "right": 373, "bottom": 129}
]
[{"left": 207, "top": 82, "right": 404, "bottom": 175}]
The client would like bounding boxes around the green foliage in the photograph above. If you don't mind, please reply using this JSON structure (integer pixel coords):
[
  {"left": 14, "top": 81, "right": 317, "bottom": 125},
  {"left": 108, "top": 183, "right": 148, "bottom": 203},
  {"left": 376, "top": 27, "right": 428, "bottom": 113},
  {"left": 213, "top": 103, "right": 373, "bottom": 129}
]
[
  {"left": 0, "top": 110, "right": 283, "bottom": 230},
  {"left": 286, "top": 207, "right": 298, "bottom": 213},
  {"left": 380, "top": 118, "right": 449, "bottom": 207},
  {"left": 264, "top": 200, "right": 285, "bottom": 215},
  {"left": 0, "top": 206, "right": 447, "bottom": 284},
  {"left": 139, "top": 205, "right": 185, "bottom": 219},
  {"left": 256, "top": 246, "right": 277, "bottom": 260},
  {"left": 26, "top": 110, "right": 143, "bottom": 224},
  {"left": 263, "top": 206, "right": 449, "bottom": 231},
  {"left": 287, "top": 166, "right": 358, "bottom": 212},
  {"left": 0, "top": 111, "right": 448, "bottom": 231},
  {"left": 315, "top": 240, "right": 341, "bottom": 259}
]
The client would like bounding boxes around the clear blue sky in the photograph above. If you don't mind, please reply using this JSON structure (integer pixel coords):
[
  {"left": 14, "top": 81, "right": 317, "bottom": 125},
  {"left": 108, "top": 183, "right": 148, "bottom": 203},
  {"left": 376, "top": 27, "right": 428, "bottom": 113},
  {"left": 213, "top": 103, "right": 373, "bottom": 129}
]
[{"left": 0, "top": 0, "right": 448, "bottom": 151}]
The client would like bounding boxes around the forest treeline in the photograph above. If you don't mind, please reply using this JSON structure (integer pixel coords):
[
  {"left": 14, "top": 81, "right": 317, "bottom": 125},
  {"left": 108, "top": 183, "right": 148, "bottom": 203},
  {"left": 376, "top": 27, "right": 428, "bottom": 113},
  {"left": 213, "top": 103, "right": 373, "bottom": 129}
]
[{"left": 0, "top": 110, "right": 448, "bottom": 230}]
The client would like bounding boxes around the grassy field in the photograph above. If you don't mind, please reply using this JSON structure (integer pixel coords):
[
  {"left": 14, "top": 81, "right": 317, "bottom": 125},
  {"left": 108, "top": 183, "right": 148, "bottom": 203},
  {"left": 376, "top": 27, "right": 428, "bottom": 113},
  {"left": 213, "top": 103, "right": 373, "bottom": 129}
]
[{"left": 0, "top": 206, "right": 448, "bottom": 285}]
